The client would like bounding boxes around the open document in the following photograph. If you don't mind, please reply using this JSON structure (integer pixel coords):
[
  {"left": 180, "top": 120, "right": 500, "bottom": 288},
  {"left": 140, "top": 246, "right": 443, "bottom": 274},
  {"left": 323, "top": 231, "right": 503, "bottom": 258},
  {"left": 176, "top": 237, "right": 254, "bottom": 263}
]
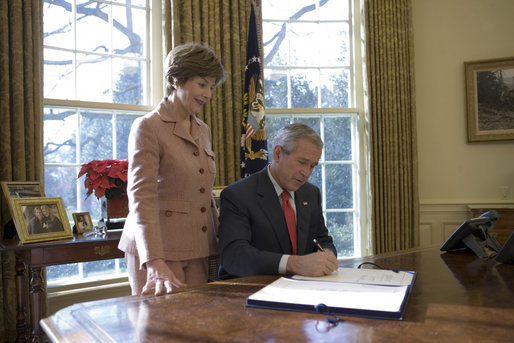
[{"left": 246, "top": 268, "right": 416, "bottom": 320}]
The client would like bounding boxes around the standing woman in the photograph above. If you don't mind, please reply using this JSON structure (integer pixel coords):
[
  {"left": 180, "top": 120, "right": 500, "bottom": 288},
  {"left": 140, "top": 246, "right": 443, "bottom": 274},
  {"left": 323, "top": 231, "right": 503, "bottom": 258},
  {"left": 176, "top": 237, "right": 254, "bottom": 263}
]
[{"left": 118, "top": 42, "right": 226, "bottom": 296}]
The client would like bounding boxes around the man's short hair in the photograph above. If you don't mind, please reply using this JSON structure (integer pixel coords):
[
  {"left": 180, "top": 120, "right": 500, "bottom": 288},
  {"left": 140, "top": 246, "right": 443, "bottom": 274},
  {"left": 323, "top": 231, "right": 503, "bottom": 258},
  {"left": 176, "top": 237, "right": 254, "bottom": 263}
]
[{"left": 272, "top": 123, "right": 323, "bottom": 154}]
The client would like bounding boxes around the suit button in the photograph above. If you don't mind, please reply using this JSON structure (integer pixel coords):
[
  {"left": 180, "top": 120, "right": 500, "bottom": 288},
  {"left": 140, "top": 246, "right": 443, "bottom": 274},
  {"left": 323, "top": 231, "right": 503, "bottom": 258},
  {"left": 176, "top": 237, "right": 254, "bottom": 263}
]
[
  {"left": 165, "top": 211, "right": 172, "bottom": 217},
  {"left": 201, "top": 226, "right": 208, "bottom": 232},
  {"left": 199, "top": 168, "right": 205, "bottom": 174},
  {"left": 200, "top": 187, "right": 206, "bottom": 193},
  {"left": 201, "top": 207, "right": 206, "bottom": 213},
  {"left": 193, "top": 150, "right": 199, "bottom": 156}
]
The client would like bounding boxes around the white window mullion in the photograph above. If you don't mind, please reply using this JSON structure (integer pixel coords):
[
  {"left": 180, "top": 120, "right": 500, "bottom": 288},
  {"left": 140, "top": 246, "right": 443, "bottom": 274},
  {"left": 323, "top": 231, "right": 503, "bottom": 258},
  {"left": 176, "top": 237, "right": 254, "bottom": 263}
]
[
  {"left": 78, "top": 261, "right": 84, "bottom": 279},
  {"left": 73, "top": 0, "right": 78, "bottom": 100},
  {"left": 112, "top": 111, "right": 117, "bottom": 159},
  {"left": 76, "top": 107, "right": 83, "bottom": 211},
  {"left": 109, "top": 3, "right": 114, "bottom": 104},
  {"left": 320, "top": 116, "right": 327, "bottom": 214}
]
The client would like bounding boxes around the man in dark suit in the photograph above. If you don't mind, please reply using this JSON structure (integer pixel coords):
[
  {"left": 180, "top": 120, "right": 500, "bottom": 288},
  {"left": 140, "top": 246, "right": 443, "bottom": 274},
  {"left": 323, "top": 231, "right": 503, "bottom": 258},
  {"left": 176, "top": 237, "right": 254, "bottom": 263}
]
[{"left": 218, "top": 123, "right": 338, "bottom": 279}]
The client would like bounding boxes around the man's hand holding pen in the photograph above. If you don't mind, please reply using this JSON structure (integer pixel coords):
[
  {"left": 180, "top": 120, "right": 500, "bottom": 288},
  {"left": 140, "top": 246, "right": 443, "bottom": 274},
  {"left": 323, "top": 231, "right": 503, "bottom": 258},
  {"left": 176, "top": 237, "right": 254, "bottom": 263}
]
[{"left": 286, "top": 240, "right": 338, "bottom": 277}]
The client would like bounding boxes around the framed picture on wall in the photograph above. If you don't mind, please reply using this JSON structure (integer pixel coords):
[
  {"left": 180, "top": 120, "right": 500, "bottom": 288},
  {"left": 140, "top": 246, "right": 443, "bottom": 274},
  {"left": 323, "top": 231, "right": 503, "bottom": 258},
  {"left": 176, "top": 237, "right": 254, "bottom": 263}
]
[
  {"left": 11, "top": 197, "right": 73, "bottom": 243},
  {"left": 465, "top": 56, "right": 514, "bottom": 142}
]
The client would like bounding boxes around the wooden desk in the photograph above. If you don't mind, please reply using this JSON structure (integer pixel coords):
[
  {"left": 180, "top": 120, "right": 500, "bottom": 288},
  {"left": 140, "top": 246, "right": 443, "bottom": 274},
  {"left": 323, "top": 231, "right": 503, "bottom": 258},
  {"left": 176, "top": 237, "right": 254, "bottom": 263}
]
[
  {"left": 41, "top": 247, "right": 514, "bottom": 342},
  {"left": 0, "top": 230, "right": 123, "bottom": 343}
]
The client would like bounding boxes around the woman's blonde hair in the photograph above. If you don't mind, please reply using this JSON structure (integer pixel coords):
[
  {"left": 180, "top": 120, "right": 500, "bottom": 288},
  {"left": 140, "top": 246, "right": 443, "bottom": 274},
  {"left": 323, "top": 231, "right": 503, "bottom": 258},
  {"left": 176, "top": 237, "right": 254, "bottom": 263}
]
[{"left": 165, "top": 42, "right": 226, "bottom": 95}]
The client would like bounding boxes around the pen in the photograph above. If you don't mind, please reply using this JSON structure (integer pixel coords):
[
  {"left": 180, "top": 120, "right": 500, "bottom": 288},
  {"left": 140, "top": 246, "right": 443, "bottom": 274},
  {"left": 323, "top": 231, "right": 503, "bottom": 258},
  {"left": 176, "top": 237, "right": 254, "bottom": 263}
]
[{"left": 313, "top": 238, "right": 325, "bottom": 252}]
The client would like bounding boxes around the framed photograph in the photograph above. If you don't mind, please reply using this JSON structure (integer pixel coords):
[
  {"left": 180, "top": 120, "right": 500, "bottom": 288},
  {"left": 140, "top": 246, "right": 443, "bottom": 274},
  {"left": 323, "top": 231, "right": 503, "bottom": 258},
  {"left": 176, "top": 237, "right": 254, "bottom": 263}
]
[
  {"left": 11, "top": 197, "right": 73, "bottom": 243},
  {"left": 73, "top": 212, "right": 94, "bottom": 233},
  {"left": 465, "top": 56, "right": 514, "bottom": 142},
  {"left": 1, "top": 181, "right": 45, "bottom": 218}
]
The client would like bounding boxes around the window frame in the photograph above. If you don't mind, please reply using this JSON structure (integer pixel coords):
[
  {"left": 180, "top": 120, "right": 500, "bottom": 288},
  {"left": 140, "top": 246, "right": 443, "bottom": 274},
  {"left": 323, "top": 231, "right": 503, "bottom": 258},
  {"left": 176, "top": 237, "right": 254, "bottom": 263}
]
[
  {"left": 262, "top": 0, "right": 370, "bottom": 257},
  {"left": 43, "top": 0, "right": 164, "bottom": 294},
  {"left": 266, "top": 108, "right": 364, "bottom": 256}
]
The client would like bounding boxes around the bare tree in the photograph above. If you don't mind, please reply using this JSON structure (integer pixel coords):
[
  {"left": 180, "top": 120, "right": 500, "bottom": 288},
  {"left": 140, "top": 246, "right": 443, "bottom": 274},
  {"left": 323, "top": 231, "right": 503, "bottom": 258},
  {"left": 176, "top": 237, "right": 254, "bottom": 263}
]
[{"left": 263, "top": 0, "right": 329, "bottom": 65}]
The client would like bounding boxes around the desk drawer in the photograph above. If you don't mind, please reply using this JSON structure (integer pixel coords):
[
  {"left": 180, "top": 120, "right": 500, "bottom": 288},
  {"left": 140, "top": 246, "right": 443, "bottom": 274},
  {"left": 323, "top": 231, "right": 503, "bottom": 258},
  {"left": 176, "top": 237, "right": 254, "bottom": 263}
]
[{"left": 30, "top": 241, "right": 124, "bottom": 267}]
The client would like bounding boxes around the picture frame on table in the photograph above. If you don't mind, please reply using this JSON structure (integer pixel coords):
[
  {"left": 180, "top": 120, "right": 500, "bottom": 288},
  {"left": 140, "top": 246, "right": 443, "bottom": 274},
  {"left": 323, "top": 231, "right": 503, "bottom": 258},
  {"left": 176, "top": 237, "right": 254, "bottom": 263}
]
[
  {"left": 11, "top": 197, "right": 73, "bottom": 243},
  {"left": 1, "top": 181, "right": 45, "bottom": 217},
  {"left": 465, "top": 56, "right": 514, "bottom": 142},
  {"left": 73, "top": 212, "right": 94, "bottom": 233}
]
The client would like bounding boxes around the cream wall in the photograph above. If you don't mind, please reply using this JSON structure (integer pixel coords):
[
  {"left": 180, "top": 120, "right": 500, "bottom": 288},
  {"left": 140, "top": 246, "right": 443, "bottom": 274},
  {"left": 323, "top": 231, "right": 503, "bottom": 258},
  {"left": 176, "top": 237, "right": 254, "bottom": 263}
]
[
  {"left": 413, "top": 0, "right": 514, "bottom": 204},
  {"left": 412, "top": 0, "right": 514, "bottom": 246}
]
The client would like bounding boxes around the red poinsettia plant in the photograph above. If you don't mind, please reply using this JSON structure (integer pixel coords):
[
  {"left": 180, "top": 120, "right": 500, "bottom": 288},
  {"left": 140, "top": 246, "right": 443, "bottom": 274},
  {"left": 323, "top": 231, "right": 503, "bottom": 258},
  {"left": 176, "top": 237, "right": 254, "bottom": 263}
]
[{"left": 78, "top": 159, "right": 128, "bottom": 200}]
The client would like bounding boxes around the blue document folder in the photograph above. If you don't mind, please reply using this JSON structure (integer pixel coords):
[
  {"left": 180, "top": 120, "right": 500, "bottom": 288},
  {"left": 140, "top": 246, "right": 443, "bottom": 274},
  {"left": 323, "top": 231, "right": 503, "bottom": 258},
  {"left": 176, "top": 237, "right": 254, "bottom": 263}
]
[{"left": 246, "top": 268, "right": 417, "bottom": 320}]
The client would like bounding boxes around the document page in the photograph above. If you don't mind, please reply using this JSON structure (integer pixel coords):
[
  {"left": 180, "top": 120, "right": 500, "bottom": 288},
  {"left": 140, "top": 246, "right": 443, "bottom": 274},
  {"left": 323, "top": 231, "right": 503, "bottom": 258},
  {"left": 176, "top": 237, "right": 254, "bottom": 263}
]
[
  {"left": 247, "top": 277, "right": 409, "bottom": 313},
  {"left": 291, "top": 267, "right": 415, "bottom": 286}
]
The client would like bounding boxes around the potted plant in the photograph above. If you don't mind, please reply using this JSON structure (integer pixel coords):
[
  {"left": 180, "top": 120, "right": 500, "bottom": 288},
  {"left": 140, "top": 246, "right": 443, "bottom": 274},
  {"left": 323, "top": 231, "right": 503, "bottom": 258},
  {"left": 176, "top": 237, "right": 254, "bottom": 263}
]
[{"left": 78, "top": 159, "right": 129, "bottom": 219}]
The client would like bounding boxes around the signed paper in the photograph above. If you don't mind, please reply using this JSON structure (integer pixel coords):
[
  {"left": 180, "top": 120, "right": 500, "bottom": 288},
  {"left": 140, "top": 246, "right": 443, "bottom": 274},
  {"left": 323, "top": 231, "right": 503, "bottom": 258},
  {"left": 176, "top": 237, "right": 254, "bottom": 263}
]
[{"left": 291, "top": 267, "right": 415, "bottom": 286}]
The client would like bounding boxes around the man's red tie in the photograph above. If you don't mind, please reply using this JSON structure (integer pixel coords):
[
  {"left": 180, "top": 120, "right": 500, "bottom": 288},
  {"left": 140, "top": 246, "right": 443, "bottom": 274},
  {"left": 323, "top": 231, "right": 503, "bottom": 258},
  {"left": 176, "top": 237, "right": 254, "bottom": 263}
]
[{"left": 281, "top": 190, "right": 297, "bottom": 255}]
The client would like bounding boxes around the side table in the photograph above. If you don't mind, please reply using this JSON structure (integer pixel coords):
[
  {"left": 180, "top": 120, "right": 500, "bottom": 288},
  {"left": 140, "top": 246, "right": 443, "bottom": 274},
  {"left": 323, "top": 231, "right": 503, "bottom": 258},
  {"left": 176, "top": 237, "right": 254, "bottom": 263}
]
[{"left": 0, "top": 230, "right": 124, "bottom": 343}]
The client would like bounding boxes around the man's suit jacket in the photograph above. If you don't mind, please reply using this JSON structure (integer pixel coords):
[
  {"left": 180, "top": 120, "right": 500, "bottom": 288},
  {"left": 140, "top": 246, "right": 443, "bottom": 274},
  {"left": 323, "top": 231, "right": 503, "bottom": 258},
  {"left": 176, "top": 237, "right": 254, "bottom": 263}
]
[{"left": 218, "top": 167, "right": 336, "bottom": 278}]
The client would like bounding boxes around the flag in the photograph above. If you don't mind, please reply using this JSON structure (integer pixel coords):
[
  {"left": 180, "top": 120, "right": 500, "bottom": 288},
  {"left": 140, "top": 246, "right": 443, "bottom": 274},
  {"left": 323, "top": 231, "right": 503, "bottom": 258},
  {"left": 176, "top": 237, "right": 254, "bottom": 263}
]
[{"left": 240, "top": 2, "right": 267, "bottom": 178}]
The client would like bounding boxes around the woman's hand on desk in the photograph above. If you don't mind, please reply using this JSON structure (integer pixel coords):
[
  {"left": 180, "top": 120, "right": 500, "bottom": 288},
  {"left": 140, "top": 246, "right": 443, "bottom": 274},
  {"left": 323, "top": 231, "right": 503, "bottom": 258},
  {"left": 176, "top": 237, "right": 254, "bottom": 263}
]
[{"left": 141, "top": 258, "right": 186, "bottom": 296}]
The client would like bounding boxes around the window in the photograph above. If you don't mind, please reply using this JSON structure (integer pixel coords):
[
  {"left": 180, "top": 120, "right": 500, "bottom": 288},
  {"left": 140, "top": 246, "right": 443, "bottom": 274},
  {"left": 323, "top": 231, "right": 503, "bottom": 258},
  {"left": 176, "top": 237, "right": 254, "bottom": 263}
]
[
  {"left": 262, "top": 0, "right": 368, "bottom": 257},
  {"left": 43, "top": 0, "right": 160, "bottom": 285}
]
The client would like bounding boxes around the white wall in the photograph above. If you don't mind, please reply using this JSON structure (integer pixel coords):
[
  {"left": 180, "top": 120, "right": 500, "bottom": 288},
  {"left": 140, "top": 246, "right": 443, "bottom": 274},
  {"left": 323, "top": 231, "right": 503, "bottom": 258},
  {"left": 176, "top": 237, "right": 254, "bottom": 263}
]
[{"left": 412, "top": 0, "right": 514, "bottom": 246}]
